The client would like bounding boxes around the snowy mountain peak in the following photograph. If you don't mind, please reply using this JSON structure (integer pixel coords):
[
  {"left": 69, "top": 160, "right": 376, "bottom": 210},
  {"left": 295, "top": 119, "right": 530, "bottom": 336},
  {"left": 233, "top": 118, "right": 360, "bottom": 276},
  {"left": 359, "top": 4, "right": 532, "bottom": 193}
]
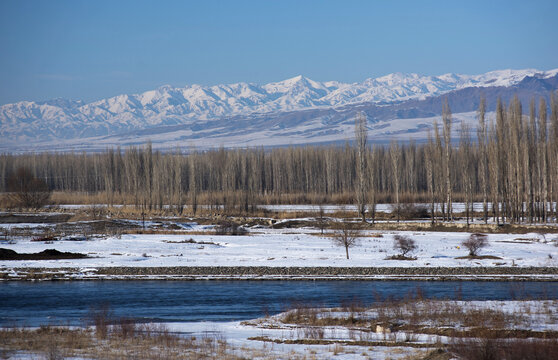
[
  {"left": 287, "top": 74, "right": 306, "bottom": 82},
  {"left": 262, "top": 75, "right": 323, "bottom": 93}
]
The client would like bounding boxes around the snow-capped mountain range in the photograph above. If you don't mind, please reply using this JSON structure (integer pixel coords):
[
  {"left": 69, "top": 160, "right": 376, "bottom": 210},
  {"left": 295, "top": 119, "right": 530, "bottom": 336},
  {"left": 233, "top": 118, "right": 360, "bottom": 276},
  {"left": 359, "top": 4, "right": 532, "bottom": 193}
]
[{"left": 1, "top": 68, "right": 557, "bottom": 152}]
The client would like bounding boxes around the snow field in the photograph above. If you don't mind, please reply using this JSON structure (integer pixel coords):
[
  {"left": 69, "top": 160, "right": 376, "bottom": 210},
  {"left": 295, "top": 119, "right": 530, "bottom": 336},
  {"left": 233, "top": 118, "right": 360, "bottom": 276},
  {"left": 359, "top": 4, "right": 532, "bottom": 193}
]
[{"left": 1, "top": 226, "right": 557, "bottom": 269}]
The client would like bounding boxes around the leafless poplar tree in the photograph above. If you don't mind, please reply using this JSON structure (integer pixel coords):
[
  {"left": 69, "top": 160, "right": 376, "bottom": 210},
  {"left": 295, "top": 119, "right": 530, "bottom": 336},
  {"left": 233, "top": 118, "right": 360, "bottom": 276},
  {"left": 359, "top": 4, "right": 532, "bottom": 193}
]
[
  {"left": 189, "top": 155, "right": 198, "bottom": 215},
  {"left": 538, "top": 98, "right": 548, "bottom": 222},
  {"left": 355, "top": 112, "right": 368, "bottom": 222},
  {"left": 390, "top": 140, "right": 401, "bottom": 222},
  {"left": 459, "top": 122, "right": 473, "bottom": 226},
  {"left": 425, "top": 131, "right": 436, "bottom": 225},
  {"left": 477, "top": 96, "right": 489, "bottom": 223},
  {"left": 368, "top": 145, "right": 377, "bottom": 225},
  {"left": 551, "top": 92, "right": 558, "bottom": 222},
  {"left": 442, "top": 98, "right": 453, "bottom": 221}
]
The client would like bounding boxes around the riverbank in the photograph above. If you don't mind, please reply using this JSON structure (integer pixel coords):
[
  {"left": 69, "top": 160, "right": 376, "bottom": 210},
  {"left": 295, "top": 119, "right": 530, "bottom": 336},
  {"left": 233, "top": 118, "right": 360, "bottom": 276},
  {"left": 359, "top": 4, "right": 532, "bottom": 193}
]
[
  {"left": 3, "top": 266, "right": 558, "bottom": 281},
  {"left": 2, "top": 298, "right": 558, "bottom": 360}
]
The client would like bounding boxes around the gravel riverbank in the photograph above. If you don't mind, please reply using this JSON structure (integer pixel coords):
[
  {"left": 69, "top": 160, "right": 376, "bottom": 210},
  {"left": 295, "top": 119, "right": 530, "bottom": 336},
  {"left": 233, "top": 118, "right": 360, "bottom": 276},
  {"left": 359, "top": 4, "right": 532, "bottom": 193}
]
[{"left": 2, "top": 266, "right": 558, "bottom": 281}]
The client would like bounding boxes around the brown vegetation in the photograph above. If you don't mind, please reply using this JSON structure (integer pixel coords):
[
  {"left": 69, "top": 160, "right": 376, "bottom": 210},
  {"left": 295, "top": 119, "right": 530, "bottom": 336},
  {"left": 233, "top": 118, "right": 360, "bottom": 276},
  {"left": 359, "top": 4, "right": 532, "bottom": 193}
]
[
  {"left": 4, "top": 167, "right": 51, "bottom": 209},
  {"left": 0, "top": 248, "right": 88, "bottom": 260},
  {"left": 449, "top": 337, "right": 558, "bottom": 360},
  {"left": 393, "top": 234, "right": 418, "bottom": 257},
  {"left": 257, "top": 295, "right": 558, "bottom": 359},
  {"left": 462, "top": 233, "right": 488, "bottom": 256},
  {"left": 0, "top": 323, "right": 243, "bottom": 360}
]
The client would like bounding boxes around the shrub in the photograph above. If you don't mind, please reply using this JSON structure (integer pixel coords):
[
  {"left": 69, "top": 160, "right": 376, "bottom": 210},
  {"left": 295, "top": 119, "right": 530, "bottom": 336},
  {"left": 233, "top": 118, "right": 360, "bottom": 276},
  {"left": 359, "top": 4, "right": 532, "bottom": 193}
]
[
  {"left": 393, "top": 234, "right": 418, "bottom": 256},
  {"left": 462, "top": 233, "right": 488, "bottom": 256},
  {"left": 214, "top": 219, "right": 247, "bottom": 235},
  {"left": 87, "top": 305, "right": 113, "bottom": 339},
  {"left": 390, "top": 203, "right": 429, "bottom": 220}
]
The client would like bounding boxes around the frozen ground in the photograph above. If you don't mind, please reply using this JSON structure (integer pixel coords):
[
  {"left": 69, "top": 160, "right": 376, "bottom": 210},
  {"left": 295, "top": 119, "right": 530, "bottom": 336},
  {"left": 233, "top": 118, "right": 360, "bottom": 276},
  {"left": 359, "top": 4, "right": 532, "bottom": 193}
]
[{"left": 1, "top": 224, "right": 557, "bottom": 270}]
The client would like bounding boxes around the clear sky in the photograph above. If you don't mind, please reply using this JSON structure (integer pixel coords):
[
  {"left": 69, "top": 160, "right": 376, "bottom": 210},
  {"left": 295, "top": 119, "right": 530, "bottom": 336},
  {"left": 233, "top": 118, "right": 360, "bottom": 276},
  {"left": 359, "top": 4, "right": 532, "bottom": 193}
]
[{"left": 0, "top": 0, "right": 556, "bottom": 105}]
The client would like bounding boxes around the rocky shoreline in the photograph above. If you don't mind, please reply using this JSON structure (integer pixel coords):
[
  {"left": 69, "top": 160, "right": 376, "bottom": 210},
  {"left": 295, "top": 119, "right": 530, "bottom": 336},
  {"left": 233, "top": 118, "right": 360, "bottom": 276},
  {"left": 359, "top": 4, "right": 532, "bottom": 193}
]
[{"left": 2, "top": 266, "right": 558, "bottom": 281}]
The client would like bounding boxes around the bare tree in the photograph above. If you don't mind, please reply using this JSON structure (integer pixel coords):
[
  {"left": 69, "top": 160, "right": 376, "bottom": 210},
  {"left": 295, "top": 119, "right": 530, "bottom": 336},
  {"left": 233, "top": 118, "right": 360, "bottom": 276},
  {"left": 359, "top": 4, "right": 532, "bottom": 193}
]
[
  {"left": 477, "top": 96, "right": 489, "bottom": 223},
  {"left": 508, "top": 96, "right": 523, "bottom": 223},
  {"left": 551, "top": 92, "right": 558, "bottom": 223},
  {"left": 526, "top": 99, "right": 537, "bottom": 223},
  {"left": 462, "top": 233, "right": 488, "bottom": 256},
  {"left": 368, "top": 145, "right": 377, "bottom": 225},
  {"left": 189, "top": 155, "right": 198, "bottom": 215},
  {"left": 495, "top": 98, "right": 507, "bottom": 224},
  {"left": 332, "top": 221, "right": 360, "bottom": 259},
  {"left": 425, "top": 131, "right": 436, "bottom": 225},
  {"left": 460, "top": 122, "right": 473, "bottom": 226},
  {"left": 442, "top": 98, "right": 453, "bottom": 221},
  {"left": 390, "top": 140, "right": 401, "bottom": 222},
  {"left": 355, "top": 112, "right": 368, "bottom": 222},
  {"left": 316, "top": 203, "right": 327, "bottom": 234},
  {"left": 433, "top": 121, "right": 446, "bottom": 219},
  {"left": 393, "top": 235, "right": 418, "bottom": 257},
  {"left": 539, "top": 98, "right": 548, "bottom": 222}
]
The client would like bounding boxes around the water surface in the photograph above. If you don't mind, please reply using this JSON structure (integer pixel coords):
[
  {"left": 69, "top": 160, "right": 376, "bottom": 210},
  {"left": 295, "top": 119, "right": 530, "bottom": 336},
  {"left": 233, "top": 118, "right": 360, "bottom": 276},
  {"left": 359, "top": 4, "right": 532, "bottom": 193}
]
[{"left": 1, "top": 280, "right": 556, "bottom": 326}]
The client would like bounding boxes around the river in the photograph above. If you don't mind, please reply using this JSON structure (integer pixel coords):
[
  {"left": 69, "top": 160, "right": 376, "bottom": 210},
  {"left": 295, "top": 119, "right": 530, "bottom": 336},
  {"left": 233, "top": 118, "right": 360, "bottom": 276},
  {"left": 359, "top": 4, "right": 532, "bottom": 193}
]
[{"left": 1, "top": 280, "right": 557, "bottom": 326}]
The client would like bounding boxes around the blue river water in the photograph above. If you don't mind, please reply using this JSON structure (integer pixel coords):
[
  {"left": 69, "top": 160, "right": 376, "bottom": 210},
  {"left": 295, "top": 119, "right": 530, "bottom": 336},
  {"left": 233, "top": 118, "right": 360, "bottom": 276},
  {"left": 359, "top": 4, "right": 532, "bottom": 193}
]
[{"left": 1, "top": 280, "right": 557, "bottom": 326}]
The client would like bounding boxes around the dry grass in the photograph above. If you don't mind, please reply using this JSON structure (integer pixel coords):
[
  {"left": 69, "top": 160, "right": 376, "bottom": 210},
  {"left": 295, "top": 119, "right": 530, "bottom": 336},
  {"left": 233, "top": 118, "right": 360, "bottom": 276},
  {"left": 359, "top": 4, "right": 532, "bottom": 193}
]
[
  {"left": 357, "top": 221, "right": 558, "bottom": 234},
  {"left": 257, "top": 297, "right": 558, "bottom": 359},
  {"left": 0, "top": 322, "right": 247, "bottom": 360},
  {"left": 449, "top": 337, "right": 558, "bottom": 360},
  {"left": 6, "top": 191, "right": 558, "bottom": 235},
  {"left": 249, "top": 336, "right": 434, "bottom": 348},
  {"left": 0, "top": 305, "right": 285, "bottom": 359},
  {"left": 455, "top": 255, "right": 503, "bottom": 260},
  {"left": 279, "top": 295, "right": 558, "bottom": 340},
  {"left": 44, "top": 190, "right": 455, "bottom": 208}
]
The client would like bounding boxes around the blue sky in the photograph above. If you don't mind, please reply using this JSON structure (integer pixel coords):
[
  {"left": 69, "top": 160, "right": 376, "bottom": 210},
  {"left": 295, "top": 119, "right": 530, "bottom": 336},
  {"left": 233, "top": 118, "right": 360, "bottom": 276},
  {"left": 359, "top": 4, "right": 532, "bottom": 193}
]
[{"left": 0, "top": 0, "right": 556, "bottom": 104}]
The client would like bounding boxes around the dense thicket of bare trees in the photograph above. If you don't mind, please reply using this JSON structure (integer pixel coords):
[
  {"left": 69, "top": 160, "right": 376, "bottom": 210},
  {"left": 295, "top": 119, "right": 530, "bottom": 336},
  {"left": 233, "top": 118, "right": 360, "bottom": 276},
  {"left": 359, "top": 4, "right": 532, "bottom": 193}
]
[
  {"left": 6, "top": 167, "right": 51, "bottom": 208},
  {"left": 0, "top": 94, "right": 557, "bottom": 223}
]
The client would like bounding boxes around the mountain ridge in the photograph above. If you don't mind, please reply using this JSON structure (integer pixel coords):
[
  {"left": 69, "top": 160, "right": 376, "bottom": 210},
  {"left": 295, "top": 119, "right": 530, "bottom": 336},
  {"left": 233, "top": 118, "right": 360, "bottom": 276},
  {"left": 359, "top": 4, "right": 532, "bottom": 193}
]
[{"left": 1, "top": 68, "right": 557, "bottom": 152}]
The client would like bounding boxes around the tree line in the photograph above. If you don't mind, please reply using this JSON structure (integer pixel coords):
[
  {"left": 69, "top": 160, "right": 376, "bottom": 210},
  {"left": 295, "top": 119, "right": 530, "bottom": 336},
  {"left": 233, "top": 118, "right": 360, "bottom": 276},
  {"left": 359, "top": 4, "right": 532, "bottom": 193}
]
[{"left": 0, "top": 94, "right": 557, "bottom": 224}]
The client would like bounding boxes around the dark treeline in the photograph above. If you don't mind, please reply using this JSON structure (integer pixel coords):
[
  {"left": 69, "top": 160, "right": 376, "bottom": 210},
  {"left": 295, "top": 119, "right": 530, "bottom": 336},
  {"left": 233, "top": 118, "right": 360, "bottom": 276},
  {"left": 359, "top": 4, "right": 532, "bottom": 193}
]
[{"left": 0, "top": 94, "right": 557, "bottom": 224}]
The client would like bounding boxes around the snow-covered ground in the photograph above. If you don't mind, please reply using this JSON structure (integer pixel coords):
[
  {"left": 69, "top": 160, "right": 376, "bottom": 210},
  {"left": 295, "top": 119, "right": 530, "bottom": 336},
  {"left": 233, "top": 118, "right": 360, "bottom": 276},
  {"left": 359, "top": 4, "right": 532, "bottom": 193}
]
[
  {"left": 1, "top": 225, "right": 557, "bottom": 270},
  {"left": 163, "top": 320, "right": 433, "bottom": 360}
]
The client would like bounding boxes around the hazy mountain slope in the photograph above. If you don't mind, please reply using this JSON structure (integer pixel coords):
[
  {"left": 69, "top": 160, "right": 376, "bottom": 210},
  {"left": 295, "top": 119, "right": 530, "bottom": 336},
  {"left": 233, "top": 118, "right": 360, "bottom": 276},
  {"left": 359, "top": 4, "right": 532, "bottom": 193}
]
[
  {"left": 1, "top": 68, "right": 557, "bottom": 152},
  {"left": 2, "top": 68, "right": 557, "bottom": 142}
]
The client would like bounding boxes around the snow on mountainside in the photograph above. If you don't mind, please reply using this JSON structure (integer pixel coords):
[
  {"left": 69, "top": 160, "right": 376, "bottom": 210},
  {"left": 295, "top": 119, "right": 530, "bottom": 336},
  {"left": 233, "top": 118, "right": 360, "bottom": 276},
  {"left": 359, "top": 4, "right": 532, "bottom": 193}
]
[
  {"left": 1, "top": 68, "right": 557, "bottom": 142},
  {"left": 1, "top": 68, "right": 558, "bottom": 152}
]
